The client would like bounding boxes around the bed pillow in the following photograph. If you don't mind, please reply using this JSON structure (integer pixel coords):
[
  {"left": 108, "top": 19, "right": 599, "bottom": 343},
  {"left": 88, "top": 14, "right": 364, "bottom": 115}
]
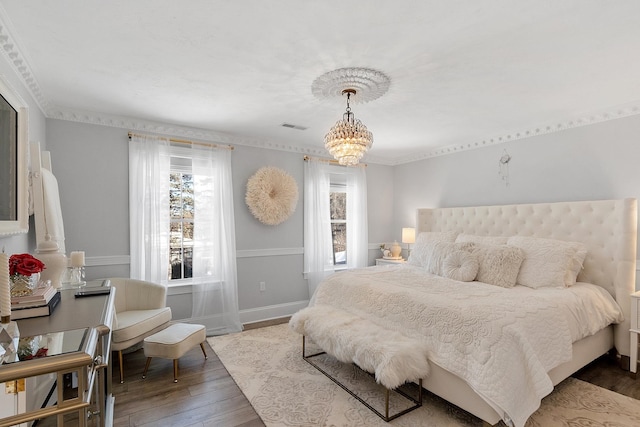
[
  {"left": 506, "top": 236, "right": 588, "bottom": 288},
  {"left": 423, "top": 241, "right": 475, "bottom": 275},
  {"left": 407, "top": 231, "right": 458, "bottom": 266},
  {"left": 468, "top": 244, "right": 525, "bottom": 288},
  {"left": 442, "top": 250, "right": 479, "bottom": 282},
  {"left": 455, "top": 233, "right": 508, "bottom": 246}
]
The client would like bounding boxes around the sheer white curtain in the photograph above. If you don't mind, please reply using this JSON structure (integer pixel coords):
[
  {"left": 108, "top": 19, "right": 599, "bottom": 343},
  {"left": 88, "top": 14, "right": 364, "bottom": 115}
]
[
  {"left": 304, "top": 159, "right": 333, "bottom": 298},
  {"left": 129, "top": 135, "right": 171, "bottom": 284},
  {"left": 129, "top": 135, "right": 241, "bottom": 335},
  {"left": 346, "top": 166, "right": 368, "bottom": 268},
  {"left": 191, "top": 146, "right": 242, "bottom": 335},
  {"left": 303, "top": 159, "right": 369, "bottom": 299}
]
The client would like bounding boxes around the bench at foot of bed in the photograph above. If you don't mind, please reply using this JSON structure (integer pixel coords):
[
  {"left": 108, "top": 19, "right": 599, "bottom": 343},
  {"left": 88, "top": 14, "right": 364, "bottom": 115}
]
[{"left": 290, "top": 305, "right": 431, "bottom": 421}]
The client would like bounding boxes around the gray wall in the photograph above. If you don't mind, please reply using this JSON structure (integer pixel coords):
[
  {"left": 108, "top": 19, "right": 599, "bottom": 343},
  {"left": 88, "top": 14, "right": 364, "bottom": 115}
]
[
  {"left": 393, "top": 114, "right": 640, "bottom": 289},
  {"left": 45, "top": 119, "right": 396, "bottom": 323}
]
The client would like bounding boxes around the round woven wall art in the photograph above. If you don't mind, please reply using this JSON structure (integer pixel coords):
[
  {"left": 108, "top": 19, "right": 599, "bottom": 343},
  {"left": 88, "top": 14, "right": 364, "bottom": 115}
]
[{"left": 245, "top": 167, "right": 298, "bottom": 225}]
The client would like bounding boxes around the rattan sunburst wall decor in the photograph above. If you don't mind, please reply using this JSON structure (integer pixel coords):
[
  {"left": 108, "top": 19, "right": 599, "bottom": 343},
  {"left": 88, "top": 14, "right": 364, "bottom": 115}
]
[{"left": 245, "top": 167, "right": 298, "bottom": 225}]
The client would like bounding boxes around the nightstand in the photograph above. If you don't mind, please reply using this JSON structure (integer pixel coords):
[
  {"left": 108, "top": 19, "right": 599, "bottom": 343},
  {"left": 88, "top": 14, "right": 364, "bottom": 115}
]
[
  {"left": 375, "top": 258, "right": 406, "bottom": 266},
  {"left": 631, "top": 291, "right": 640, "bottom": 375}
]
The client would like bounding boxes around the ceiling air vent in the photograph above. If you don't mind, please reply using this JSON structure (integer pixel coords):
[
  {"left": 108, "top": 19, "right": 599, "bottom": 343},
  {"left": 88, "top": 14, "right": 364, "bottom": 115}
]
[{"left": 281, "top": 123, "right": 308, "bottom": 131}]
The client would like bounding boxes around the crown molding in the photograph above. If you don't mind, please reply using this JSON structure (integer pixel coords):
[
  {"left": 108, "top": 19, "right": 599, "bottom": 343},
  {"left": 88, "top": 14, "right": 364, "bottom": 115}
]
[
  {"left": 44, "top": 102, "right": 640, "bottom": 167},
  {"left": 48, "top": 106, "right": 331, "bottom": 157},
  {"left": 0, "top": 6, "right": 50, "bottom": 115},
  {"left": 386, "top": 102, "right": 640, "bottom": 166}
]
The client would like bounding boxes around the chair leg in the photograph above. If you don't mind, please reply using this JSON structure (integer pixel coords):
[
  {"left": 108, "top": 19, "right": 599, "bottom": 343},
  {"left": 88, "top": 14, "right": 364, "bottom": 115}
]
[
  {"left": 142, "top": 357, "right": 152, "bottom": 379},
  {"left": 118, "top": 350, "right": 124, "bottom": 384},
  {"left": 200, "top": 342, "right": 208, "bottom": 359},
  {"left": 173, "top": 359, "right": 179, "bottom": 383}
]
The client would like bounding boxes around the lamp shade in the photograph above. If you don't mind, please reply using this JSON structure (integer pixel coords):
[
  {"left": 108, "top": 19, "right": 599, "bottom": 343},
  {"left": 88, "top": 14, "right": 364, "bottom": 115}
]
[{"left": 402, "top": 227, "right": 415, "bottom": 244}]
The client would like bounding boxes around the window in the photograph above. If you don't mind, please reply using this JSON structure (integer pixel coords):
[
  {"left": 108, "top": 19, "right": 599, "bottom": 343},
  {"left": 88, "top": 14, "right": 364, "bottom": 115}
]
[
  {"left": 330, "top": 187, "right": 346, "bottom": 265},
  {"left": 169, "top": 171, "right": 194, "bottom": 280}
]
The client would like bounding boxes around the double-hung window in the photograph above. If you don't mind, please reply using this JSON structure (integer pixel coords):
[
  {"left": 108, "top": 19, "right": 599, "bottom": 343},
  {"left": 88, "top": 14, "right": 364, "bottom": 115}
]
[
  {"left": 303, "top": 158, "right": 368, "bottom": 297},
  {"left": 169, "top": 158, "right": 194, "bottom": 281},
  {"left": 330, "top": 183, "right": 347, "bottom": 267}
]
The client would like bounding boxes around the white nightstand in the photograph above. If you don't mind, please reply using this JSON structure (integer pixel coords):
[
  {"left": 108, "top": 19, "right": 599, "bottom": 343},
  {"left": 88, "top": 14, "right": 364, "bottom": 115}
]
[
  {"left": 631, "top": 291, "right": 640, "bottom": 374},
  {"left": 375, "top": 258, "right": 406, "bottom": 266}
]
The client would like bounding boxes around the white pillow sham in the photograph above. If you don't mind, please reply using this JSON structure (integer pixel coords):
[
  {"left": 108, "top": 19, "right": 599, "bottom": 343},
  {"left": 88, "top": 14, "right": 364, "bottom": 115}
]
[
  {"left": 455, "top": 233, "right": 508, "bottom": 246},
  {"left": 407, "top": 231, "right": 458, "bottom": 266},
  {"left": 507, "top": 236, "right": 587, "bottom": 289}
]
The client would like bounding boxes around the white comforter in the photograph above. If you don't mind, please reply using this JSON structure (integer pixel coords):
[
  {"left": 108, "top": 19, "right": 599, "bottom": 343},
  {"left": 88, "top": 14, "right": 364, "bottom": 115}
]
[{"left": 310, "top": 264, "right": 623, "bottom": 427}]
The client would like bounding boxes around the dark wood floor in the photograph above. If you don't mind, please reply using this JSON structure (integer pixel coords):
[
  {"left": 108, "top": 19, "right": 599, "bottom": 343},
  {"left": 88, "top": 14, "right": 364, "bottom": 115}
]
[
  {"left": 111, "top": 340, "right": 264, "bottom": 427},
  {"left": 36, "top": 319, "right": 640, "bottom": 426}
]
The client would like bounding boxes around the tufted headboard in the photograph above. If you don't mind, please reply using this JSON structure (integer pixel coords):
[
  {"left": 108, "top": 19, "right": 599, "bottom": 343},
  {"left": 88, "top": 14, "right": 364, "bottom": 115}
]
[{"left": 416, "top": 198, "right": 637, "bottom": 357}]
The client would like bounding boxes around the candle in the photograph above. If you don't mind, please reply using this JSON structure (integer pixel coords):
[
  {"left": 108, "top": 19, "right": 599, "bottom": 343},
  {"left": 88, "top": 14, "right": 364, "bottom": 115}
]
[
  {"left": 70, "top": 251, "right": 85, "bottom": 268},
  {"left": 0, "top": 252, "right": 10, "bottom": 322}
]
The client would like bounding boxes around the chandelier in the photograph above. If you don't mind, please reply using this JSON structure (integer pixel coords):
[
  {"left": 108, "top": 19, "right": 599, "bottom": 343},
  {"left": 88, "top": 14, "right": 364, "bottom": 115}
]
[{"left": 324, "top": 89, "right": 373, "bottom": 166}]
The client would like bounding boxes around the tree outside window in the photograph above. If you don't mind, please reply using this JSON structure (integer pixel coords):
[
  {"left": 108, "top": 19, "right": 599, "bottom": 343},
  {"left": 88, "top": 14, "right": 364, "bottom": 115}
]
[
  {"left": 330, "top": 190, "right": 346, "bottom": 265},
  {"left": 169, "top": 172, "right": 194, "bottom": 280}
]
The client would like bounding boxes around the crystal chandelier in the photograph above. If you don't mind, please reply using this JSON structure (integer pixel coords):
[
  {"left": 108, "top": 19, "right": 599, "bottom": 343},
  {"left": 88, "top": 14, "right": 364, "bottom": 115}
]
[{"left": 324, "top": 89, "right": 373, "bottom": 166}]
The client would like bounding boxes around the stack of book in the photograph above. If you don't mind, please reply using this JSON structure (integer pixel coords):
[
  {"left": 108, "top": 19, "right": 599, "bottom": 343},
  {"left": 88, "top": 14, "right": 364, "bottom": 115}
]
[{"left": 11, "top": 285, "right": 61, "bottom": 320}]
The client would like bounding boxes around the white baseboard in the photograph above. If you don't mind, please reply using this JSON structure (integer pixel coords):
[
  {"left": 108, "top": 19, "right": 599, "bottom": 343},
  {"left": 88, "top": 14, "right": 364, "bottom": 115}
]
[{"left": 239, "top": 300, "right": 309, "bottom": 325}]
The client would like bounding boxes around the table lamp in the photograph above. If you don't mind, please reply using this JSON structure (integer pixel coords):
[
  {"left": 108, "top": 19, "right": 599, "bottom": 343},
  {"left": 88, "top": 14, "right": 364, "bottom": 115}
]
[{"left": 402, "top": 227, "right": 416, "bottom": 258}]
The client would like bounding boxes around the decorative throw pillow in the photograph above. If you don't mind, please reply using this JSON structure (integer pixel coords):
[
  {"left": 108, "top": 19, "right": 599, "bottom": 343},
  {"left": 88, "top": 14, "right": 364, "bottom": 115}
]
[
  {"left": 407, "top": 231, "right": 458, "bottom": 266},
  {"left": 468, "top": 244, "right": 525, "bottom": 288},
  {"left": 442, "top": 250, "right": 479, "bottom": 282},
  {"left": 507, "top": 236, "right": 588, "bottom": 288},
  {"left": 455, "top": 233, "right": 508, "bottom": 246},
  {"left": 423, "top": 241, "right": 475, "bottom": 275}
]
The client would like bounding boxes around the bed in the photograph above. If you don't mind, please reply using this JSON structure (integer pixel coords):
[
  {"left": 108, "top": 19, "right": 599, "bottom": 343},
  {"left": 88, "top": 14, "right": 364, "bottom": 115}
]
[{"left": 292, "top": 198, "right": 637, "bottom": 427}]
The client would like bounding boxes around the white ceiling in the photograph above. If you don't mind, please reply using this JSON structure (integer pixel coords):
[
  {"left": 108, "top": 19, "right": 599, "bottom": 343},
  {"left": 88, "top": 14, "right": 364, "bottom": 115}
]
[{"left": 1, "top": 1, "right": 639, "bottom": 164}]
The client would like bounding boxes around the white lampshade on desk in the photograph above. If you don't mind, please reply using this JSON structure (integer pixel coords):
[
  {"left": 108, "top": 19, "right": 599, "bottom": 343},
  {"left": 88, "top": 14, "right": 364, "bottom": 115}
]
[{"left": 402, "top": 227, "right": 415, "bottom": 257}]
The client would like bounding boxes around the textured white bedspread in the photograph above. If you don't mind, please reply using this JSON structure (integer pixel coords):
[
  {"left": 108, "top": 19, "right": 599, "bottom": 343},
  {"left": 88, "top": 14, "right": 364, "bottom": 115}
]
[{"left": 311, "top": 264, "right": 623, "bottom": 427}]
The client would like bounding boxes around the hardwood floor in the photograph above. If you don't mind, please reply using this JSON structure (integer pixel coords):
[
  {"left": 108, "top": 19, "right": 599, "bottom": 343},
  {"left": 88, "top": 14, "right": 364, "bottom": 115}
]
[
  {"left": 34, "top": 318, "right": 640, "bottom": 426},
  {"left": 112, "top": 341, "right": 265, "bottom": 427}
]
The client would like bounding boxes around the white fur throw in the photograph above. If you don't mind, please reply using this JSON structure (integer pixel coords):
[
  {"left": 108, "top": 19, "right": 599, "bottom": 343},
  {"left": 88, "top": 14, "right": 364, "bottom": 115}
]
[{"left": 289, "top": 305, "right": 430, "bottom": 389}]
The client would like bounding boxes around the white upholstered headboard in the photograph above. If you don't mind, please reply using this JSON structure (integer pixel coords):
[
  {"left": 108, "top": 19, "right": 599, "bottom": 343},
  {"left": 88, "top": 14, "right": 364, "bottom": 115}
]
[{"left": 416, "top": 198, "right": 637, "bottom": 357}]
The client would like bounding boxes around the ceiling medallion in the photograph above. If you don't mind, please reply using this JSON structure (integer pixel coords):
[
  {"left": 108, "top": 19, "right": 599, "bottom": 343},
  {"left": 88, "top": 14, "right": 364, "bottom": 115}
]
[{"left": 311, "top": 67, "right": 390, "bottom": 104}]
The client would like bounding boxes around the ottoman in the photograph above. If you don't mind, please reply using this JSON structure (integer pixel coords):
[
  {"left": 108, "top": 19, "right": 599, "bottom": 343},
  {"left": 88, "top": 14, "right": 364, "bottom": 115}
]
[{"left": 142, "top": 323, "right": 207, "bottom": 382}]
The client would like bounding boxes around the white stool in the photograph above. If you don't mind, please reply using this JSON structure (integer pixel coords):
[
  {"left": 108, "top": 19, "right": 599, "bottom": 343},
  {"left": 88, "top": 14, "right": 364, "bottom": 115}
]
[{"left": 142, "top": 323, "right": 207, "bottom": 382}]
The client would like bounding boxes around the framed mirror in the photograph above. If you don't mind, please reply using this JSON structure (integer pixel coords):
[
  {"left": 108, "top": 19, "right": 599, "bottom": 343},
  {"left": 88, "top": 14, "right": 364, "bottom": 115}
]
[{"left": 0, "top": 76, "right": 28, "bottom": 236}]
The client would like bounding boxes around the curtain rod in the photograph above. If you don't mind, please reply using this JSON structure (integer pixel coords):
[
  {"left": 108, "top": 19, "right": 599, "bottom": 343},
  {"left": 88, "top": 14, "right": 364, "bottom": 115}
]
[
  {"left": 303, "top": 155, "right": 367, "bottom": 167},
  {"left": 128, "top": 131, "right": 234, "bottom": 150}
]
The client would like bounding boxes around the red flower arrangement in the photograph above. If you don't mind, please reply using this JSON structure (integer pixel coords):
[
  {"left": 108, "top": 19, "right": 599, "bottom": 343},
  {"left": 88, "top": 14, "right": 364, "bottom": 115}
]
[{"left": 9, "top": 253, "right": 46, "bottom": 278}]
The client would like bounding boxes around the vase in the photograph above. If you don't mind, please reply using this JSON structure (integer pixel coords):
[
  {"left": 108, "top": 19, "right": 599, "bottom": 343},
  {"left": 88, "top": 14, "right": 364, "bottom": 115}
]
[
  {"left": 390, "top": 241, "right": 402, "bottom": 258},
  {"left": 10, "top": 273, "right": 40, "bottom": 298},
  {"left": 35, "top": 252, "right": 67, "bottom": 289}
]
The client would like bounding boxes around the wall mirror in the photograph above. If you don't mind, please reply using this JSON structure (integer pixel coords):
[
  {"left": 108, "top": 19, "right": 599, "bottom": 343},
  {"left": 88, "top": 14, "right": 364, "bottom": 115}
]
[{"left": 0, "top": 75, "right": 28, "bottom": 236}]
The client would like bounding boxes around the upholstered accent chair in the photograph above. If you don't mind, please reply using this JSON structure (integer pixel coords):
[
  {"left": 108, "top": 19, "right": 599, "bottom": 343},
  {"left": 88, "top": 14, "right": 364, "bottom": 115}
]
[{"left": 108, "top": 278, "right": 172, "bottom": 383}]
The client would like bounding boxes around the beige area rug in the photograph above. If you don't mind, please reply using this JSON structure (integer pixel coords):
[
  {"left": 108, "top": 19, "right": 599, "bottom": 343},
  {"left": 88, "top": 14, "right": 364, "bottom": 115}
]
[{"left": 208, "top": 324, "right": 640, "bottom": 427}]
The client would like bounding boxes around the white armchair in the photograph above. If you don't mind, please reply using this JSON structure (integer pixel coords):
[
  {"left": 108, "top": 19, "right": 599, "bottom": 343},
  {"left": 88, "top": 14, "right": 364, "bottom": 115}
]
[{"left": 108, "top": 278, "right": 172, "bottom": 383}]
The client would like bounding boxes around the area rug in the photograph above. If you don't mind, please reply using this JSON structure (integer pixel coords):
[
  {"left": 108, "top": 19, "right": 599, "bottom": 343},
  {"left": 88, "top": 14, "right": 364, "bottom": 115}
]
[{"left": 208, "top": 324, "right": 640, "bottom": 427}]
